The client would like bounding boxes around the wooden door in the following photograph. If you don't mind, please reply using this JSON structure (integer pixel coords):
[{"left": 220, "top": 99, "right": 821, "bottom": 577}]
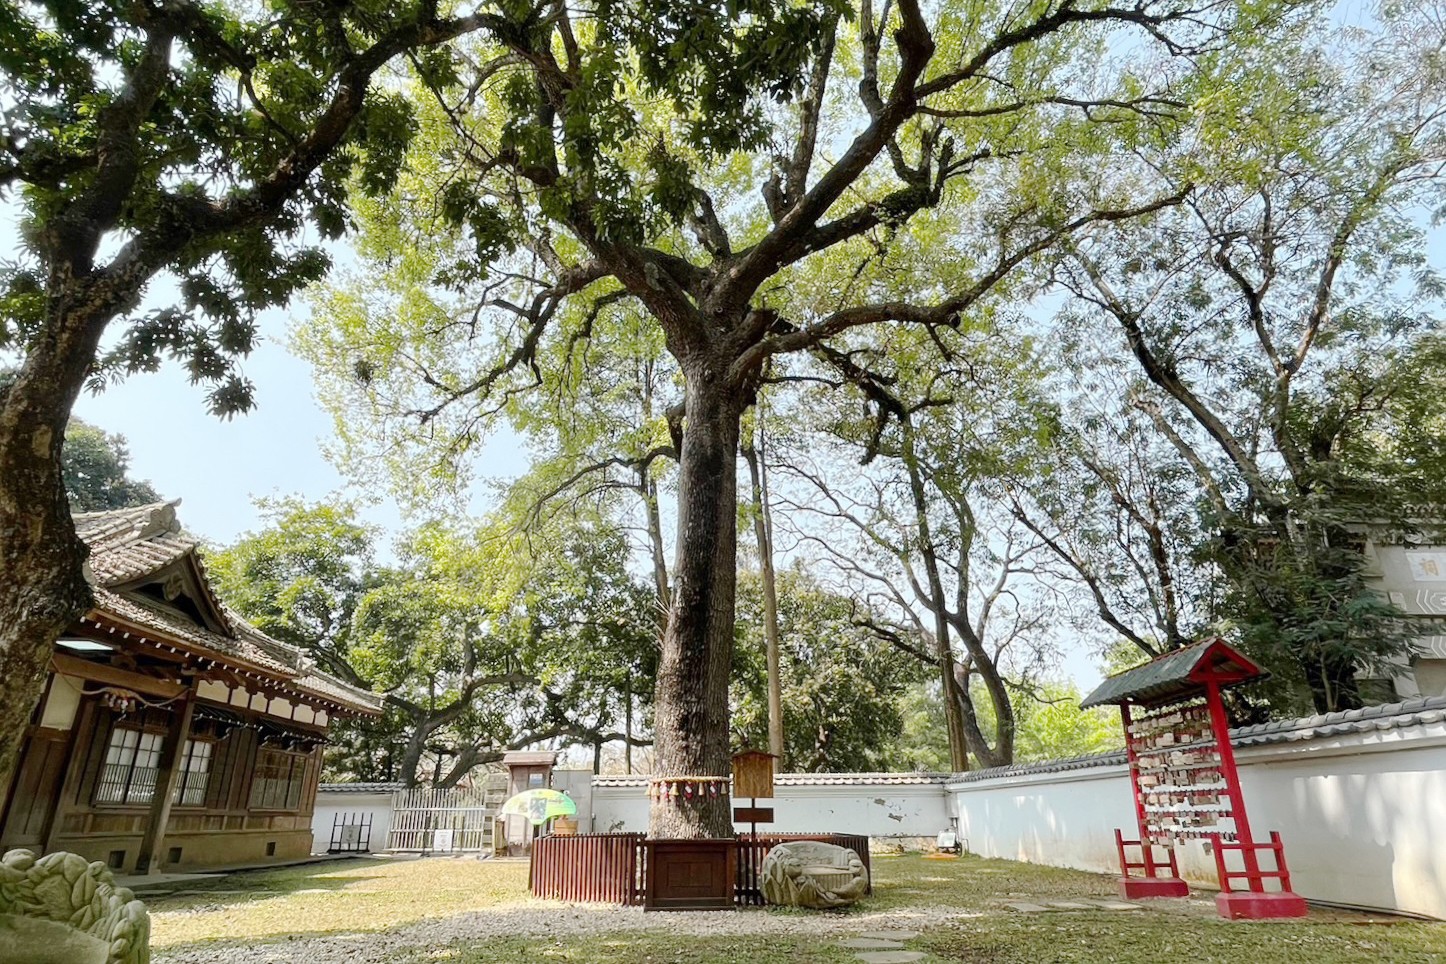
[{"left": 0, "top": 728, "right": 71, "bottom": 849}]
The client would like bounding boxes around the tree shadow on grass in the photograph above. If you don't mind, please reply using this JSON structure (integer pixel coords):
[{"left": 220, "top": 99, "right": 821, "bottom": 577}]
[{"left": 145, "top": 856, "right": 392, "bottom": 912}]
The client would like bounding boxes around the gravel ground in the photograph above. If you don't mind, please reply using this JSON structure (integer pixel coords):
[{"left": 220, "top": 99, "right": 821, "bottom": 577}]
[{"left": 152, "top": 901, "right": 980, "bottom": 963}]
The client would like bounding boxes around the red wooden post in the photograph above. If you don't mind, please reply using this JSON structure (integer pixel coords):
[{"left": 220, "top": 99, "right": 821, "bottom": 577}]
[
  {"left": 1114, "top": 702, "right": 1189, "bottom": 899},
  {"left": 1203, "top": 679, "right": 1307, "bottom": 919},
  {"left": 1204, "top": 680, "right": 1261, "bottom": 887}
]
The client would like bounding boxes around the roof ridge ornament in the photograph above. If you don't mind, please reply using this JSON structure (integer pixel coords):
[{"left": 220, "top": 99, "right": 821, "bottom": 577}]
[{"left": 133, "top": 500, "right": 182, "bottom": 539}]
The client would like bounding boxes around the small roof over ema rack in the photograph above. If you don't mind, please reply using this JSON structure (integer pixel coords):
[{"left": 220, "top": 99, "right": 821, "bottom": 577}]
[{"left": 1081, "top": 637, "right": 1265, "bottom": 709}]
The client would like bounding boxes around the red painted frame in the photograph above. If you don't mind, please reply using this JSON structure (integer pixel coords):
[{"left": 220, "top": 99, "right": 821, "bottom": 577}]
[
  {"left": 1108, "top": 640, "right": 1308, "bottom": 918},
  {"left": 1115, "top": 702, "right": 1190, "bottom": 899}
]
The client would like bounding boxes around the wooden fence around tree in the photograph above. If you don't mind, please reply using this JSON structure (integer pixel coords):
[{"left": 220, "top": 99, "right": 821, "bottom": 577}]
[
  {"left": 530, "top": 832, "right": 647, "bottom": 904},
  {"left": 529, "top": 832, "right": 871, "bottom": 906}
]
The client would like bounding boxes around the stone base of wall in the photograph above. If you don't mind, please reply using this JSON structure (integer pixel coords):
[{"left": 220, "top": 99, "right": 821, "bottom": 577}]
[
  {"left": 868, "top": 835, "right": 941, "bottom": 854},
  {"left": 52, "top": 828, "right": 313, "bottom": 874}
]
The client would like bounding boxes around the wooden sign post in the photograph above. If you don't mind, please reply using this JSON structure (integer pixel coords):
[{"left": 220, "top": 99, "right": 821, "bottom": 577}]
[{"left": 731, "top": 749, "right": 776, "bottom": 838}]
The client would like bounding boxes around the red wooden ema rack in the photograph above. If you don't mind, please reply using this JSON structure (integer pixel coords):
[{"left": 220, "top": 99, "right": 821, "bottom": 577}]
[{"left": 1081, "top": 638, "right": 1308, "bottom": 919}]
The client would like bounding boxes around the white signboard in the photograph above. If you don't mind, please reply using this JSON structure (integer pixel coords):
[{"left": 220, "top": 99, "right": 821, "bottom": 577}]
[
  {"left": 432, "top": 829, "right": 455, "bottom": 852},
  {"left": 1407, "top": 551, "right": 1446, "bottom": 582}
]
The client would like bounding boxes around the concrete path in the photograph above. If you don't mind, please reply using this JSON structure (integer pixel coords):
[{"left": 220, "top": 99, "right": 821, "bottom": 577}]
[
  {"left": 1003, "top": 898, "right": 1143, "bottom": 913},
  {"left": 840, "top": 929, "right": 927, "bottom": 963}
]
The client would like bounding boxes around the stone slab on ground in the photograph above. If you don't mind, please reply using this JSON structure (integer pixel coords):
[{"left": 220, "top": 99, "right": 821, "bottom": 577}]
[
  {"left": 854, "top": 953, "right": 928, "bottom": 964},
  {"left": 842, "top": 937, "right": 906, "bottom": 950},
  {"left": 1047, "top": 901, "right": 1097, "bottom": 910},
  {"left": 860, "top": 931, "right": 921, "bottom": 940},
  {"left": 114, "top": 871, "right": 226, "bottom": 892},
  {"left": 1003, "top": 901, "right": 1050, "bottom": 912}
]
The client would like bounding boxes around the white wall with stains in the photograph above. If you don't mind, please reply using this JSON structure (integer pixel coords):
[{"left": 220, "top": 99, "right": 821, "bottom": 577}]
[
  {"left": 945, "top": 709, "right": 1446, "bottom": 919},
  {"left": 590, "top": 777, "right": 951, "bottom": 838}
]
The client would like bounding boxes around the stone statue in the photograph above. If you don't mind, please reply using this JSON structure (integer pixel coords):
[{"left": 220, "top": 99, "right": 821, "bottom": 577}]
[
  {"left": 0, "top": 849, "right": 150, "bottom": 964},
  {"left": 759, "top": 840, "right": 869, "bottom": 909}
]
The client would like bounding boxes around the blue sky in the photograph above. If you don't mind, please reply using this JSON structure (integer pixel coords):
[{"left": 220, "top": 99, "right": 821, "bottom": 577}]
[
  {"left": 72, "top": 298, "right": 532, "bottom": 549},
  {"left": 76, "top": 305, "right": 350, "bottom": 543}
]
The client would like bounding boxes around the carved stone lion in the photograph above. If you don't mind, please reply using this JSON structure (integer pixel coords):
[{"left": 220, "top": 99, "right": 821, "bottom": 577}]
[
  {"left": 0, "top": 849, "right": 150, "bottom": 964},
  {"left": 759, "top": 841, "right": 869, "bottom": 909}
]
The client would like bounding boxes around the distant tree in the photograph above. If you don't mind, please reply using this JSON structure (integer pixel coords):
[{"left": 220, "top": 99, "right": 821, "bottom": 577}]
[
  {"left": 731, "top": 569, "right": 924, "bottom": 773},
  {"left": 887, "top": 678, "right": 1121, "bottom": 770},
  {"left": 773, "top": 322, "right": 1062, "bottom": 771},
  {"left": 1010, "top": 682, "right": 1122, "bottom": 762},
  {"left": 209, "top": 498, "right": 657, "bottom": 786},
  {"left": 886, "top": 684, "right": 953, "bottom": 773},
  {"left": 205, "top": 496, "right": 373, "bottom": 686},
  {"left": 1054, "top": 7, "right": 1446, "bottom": 712},
  {"left": 62, "top": 420, "right": 162, "bottom": 512}
]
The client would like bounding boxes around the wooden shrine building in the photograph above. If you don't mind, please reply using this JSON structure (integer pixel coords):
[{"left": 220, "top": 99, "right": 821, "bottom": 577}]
[{"left": 0, "top": 502, "right": 381, "bottom": 874}]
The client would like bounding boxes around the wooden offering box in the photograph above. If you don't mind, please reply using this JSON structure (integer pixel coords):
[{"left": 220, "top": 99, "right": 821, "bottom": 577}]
[{"left": 643, "top": 838, "right": 736, "bottom": 911}]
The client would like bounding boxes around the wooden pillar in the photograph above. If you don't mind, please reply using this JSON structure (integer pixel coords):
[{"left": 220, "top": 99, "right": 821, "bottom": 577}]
[
  {"left": 40, "top": 696, "right": 99, "bottom": 854},
  {"left": 136, "top": 684, "right": 197, "bottom": 875}
]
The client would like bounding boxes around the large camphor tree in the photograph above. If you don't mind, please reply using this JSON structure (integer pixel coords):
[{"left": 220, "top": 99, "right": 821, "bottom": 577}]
[
  {"left": 302, "top": 0, "right": 1272, "bottom": 833},
  {"left": 0, "top": 0, "right": 491, "bottom": 806}
]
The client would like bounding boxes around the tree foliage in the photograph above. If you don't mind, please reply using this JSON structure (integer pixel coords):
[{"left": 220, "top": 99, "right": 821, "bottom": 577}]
[
  {"left": 61, "top": 420, "right": 162, "bottom": 512},
  {"left": 731, "top": 569, "right": 924, "bottom": 772},
  {"left": 1046, "top": 4, "right": 1446, "bottom": 712},
  {"left": 208, "top": 498, "right": 657, "bottom": 785},
  {"left": 0, "top": 0, "right": 495, "bottom": 808}
]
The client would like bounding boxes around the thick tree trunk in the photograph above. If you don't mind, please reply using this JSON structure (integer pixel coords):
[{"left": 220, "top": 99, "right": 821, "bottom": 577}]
[
  {"left": 648, "top": 363, "right": 741, "bottom": 838},
  {"left": 0, "top": 308, "right": 107, "bottom": 812}
]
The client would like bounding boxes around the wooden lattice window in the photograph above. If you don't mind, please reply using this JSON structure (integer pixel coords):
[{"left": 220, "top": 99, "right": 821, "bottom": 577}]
[
  {"left": 96, "top": 726, "right": 163, "bottom": 805},
  {"left": 249, "top": 748, "right": 308, "bottom": 811},
  {"left": 172, "top": 738, "right": 214, "bottom": 806}
]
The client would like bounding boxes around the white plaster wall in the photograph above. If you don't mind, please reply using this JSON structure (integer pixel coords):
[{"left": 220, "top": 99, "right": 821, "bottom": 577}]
[
  {"left": 311, "top": 791, "right": 395, "bottom": 854},
  {"left": 552, "top": 769, "right": 595, "bottom": 833},
  {"left": 592, "top": 785, "right": 650, "bottom": 833},
  {"left": 948, "top": 764, "right": 1136, "bottom": 877},
  {"left": 591, "top": 781, "right": 949, "bottom": 837},
  {"left": 947, "top": 724, "right": 1446, "bottom": 919}
]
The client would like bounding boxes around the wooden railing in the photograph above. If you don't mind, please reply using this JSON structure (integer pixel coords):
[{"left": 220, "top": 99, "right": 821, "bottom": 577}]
[
  {"left": 530, "top": 831, "right": 870, "bottom": 906},
  {"left": 531, "top": 832, "right": 647, "bottom": 904}
]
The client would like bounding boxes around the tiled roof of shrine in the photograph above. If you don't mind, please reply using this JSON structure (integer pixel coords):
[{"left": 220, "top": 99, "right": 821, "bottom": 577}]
[
  {"left": 1080, "top": 638, "right": 1264, "bottom": 709},
  {"left": 72, "top": 502, "right": 381, "bottom": 715}
]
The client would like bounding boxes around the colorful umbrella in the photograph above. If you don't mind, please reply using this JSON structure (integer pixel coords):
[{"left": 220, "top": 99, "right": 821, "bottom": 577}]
[{"left": 501, "top": 788, "right": 577, "bottom": 825}]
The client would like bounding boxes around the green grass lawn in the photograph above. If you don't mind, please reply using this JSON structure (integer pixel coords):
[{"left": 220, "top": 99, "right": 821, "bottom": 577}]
[
  {"left": 148, "top": 852, "right": 1446, "bottom": 963},
  {"left": 149, "top": 856, "right": 533, "bottom": 947}
]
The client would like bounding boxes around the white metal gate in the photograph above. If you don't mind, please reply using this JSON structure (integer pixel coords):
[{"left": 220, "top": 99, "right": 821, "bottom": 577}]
[{"left": 387, "top": 779, "right": 506, "bottom": 853}]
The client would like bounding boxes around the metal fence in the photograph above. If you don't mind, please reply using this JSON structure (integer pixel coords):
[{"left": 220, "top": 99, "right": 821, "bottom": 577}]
[
  {"left": 529, "top": 832, "right": 871, "bottom": 906},
  {"left": 327, "top": 811, "right": 374, "bottom": 853},
  {"left": 387, "top": 786, "right": 497, "bottom": 853}
]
